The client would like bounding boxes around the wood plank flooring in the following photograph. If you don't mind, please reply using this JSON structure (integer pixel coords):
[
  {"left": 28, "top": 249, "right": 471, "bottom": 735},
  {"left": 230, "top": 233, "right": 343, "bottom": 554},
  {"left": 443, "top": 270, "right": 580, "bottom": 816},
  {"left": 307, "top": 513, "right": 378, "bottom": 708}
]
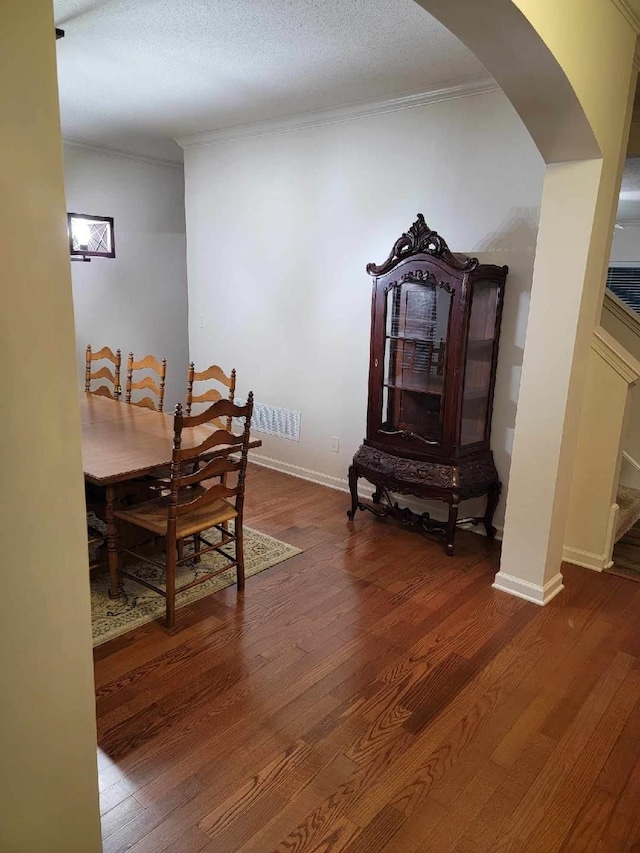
[{"left": 94, "top": 464, "right": 640, "bottom": 852}]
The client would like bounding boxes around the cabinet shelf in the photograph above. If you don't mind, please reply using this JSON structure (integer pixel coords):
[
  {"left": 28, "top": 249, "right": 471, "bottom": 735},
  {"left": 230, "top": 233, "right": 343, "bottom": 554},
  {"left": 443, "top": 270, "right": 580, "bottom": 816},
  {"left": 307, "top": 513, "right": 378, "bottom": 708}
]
[
  {"left": 467, "top": 338, "right": 494, "bottom": 347},
  {"left": 463, "top": 388, "right": 490, "bottom": 401},
  {"left": 384, "top": 380, "right": 444, "bottom": 396},
  {"left": 386, "top": 334, "right": 439, "bottom": 343}
]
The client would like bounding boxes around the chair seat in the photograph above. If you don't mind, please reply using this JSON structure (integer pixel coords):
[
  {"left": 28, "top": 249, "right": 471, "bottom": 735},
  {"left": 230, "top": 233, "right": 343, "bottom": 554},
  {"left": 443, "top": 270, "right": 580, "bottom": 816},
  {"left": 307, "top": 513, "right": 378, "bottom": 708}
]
[{"left": 114, "top": 490, "right": 238, "bottom": 539}]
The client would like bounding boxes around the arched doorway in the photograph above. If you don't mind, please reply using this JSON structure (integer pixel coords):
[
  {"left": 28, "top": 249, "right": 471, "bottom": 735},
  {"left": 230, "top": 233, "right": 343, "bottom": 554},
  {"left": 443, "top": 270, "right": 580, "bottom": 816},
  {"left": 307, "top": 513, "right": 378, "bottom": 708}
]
[{"left": 414, "top": 0, "right": 637, "bottom": 602}]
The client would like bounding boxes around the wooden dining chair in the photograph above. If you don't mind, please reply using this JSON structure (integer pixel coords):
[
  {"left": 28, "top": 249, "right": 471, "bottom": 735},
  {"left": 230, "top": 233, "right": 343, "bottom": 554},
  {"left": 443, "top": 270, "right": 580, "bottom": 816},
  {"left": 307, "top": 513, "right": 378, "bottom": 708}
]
[
  {"left": 186, "top": 362, "right": 237, "bottom": 422},
  {"left": 125, "top": 352, "right": 167, "bottom": 411},
  {"left": 184, "top": 363, "right": 237, "bottom": 537},
  {"left": 85, "top": 344, "right": 121, "bottom": 399},
  {"left": 113, "top": 393, "right": 254, "bottom": 628},
  {"left": 148, "top": 362, "right": 237, "bottom": 491}
]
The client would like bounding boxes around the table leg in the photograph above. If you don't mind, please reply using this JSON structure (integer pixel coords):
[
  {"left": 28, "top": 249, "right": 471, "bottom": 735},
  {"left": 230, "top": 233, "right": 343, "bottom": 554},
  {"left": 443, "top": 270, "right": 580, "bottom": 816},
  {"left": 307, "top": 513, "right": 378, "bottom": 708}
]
[{"left": 106, "top": 484, "right": 120, "bottom": 599}]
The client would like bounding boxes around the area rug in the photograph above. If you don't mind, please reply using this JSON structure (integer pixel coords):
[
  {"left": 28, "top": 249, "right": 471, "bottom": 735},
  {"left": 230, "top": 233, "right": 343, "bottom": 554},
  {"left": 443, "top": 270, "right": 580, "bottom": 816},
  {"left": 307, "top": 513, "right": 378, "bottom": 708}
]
[{"left": 90, "top": 526, "right": 301, "bottom": 646}]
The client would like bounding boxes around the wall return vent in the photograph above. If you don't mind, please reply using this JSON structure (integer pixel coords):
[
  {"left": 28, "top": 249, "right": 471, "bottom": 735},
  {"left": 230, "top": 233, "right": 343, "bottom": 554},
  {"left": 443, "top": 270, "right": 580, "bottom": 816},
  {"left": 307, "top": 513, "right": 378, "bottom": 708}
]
[{"left": 236, "top": 400, "right": 301, "bottom": 442}]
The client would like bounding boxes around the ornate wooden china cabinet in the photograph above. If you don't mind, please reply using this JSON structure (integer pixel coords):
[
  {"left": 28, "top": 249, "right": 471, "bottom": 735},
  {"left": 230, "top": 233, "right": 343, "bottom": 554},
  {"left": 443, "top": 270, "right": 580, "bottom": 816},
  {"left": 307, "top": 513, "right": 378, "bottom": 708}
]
[{"left": 347, "top": 214, "right": 508, "bottom": 555}]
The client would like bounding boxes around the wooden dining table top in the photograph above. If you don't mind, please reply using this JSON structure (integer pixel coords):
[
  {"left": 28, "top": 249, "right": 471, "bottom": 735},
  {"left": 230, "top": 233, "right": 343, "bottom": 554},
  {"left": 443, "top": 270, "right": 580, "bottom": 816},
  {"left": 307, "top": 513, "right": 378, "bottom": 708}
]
[{"left": 81, "top": 394, "right": 261, "bottom": 485}]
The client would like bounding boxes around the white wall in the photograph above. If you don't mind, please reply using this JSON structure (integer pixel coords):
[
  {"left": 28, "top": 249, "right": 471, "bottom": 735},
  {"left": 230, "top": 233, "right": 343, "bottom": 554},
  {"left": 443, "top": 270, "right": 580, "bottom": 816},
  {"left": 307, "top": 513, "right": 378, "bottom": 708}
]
[
  {"left": 184, "top": 90, "right": 545, "bottom": 530},
  {"left": 611, "top": 224, "right": 640, "bottom": 263},
  {"left": 63, "top": 146, "right": 188, "bottom": 408}
]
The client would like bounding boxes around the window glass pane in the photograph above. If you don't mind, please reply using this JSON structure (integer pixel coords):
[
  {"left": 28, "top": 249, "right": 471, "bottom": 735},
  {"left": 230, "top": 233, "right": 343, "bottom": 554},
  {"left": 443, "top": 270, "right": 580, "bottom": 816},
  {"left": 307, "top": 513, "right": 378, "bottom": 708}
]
[
  {"left": 381, "top": 280, "right": 451, "bottom": 443},
  {"left": 460, "top": 281, "right": 499, "bottom": 445}
]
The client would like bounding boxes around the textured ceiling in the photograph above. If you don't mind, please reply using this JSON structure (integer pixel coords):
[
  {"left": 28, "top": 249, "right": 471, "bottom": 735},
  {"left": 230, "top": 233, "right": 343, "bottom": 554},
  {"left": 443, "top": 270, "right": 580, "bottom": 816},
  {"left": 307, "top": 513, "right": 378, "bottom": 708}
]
[{"left": 53, "top": 0, "right": 487, "bottom": 162}]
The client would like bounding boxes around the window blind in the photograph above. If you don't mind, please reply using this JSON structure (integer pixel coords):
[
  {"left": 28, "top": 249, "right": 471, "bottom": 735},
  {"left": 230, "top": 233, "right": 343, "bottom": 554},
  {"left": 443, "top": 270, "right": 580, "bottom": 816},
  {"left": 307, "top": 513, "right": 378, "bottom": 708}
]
[{"left": 606, "top": 267, "right": 640, "bottom": 314}]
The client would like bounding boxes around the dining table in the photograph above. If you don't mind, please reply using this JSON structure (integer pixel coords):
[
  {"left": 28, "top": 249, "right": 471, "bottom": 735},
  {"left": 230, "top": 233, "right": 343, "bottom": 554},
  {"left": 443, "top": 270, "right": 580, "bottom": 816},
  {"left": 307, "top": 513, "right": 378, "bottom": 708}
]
[{"left": 81, "top": 393, "right": 262, "bottom": 598}]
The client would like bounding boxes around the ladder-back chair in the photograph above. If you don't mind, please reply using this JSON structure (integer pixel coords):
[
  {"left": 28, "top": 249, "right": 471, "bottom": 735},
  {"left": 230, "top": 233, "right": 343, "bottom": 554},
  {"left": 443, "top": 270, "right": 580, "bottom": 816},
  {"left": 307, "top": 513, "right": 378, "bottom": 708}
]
[
  {"left": 186, "top": 362, "right": 236, "bottom": 424},
  {"left": 184, "top": 363, "right": 237, "bottom": 536},
  {"left": 113, "top": 393, "right": 254, "bottom": 628},
  {"left": 85, "top": 344, "right": 121, "bottom": 399},
  {"left": 125, "top": 352, "right": 167, "bottom": 411}
]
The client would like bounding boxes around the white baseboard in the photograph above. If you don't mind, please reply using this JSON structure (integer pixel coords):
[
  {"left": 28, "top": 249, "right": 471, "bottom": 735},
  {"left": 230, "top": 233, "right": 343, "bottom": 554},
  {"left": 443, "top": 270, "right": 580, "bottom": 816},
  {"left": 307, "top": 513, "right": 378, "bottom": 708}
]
[
  {"left": 249, "top": 452, "right": 503, "bottom": 540},
  {"left": 249, "top": 453, "right": 353, "bottom": 493},
  {"left": 562, "top": 501, "right": 617, "bottom": 572},
  {"left": 561, "top": 545, "right": 613, "bottom": 572},
  {"left": 492, "top": 571, "right": 564, "bottom": 605}
]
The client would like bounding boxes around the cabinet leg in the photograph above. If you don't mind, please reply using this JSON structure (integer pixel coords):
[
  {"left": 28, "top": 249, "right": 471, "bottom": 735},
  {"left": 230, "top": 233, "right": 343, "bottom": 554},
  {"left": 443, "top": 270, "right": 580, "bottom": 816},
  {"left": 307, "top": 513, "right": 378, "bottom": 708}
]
[
  {"left": 347, "top": 465, "right": 359, "bottom": 520},
  {"left": 446, "top": 498, "right": 460, "bottom": 557},
  {"left": 484, "top": 482, "right": 501, "bottom": 540}
]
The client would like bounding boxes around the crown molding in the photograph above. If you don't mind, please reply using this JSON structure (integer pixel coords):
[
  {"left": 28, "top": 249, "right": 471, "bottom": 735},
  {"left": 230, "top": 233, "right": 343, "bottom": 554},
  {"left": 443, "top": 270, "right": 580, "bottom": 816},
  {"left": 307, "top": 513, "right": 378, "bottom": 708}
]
[
  {"left": 62, "top": 137, "right": 183, "bottom": 170},
  {"left": 611, "top": 0, "right": 640, "bottom": 34},
  {"left": 176, "top": 77, "right": 500, "bottom": 151}
]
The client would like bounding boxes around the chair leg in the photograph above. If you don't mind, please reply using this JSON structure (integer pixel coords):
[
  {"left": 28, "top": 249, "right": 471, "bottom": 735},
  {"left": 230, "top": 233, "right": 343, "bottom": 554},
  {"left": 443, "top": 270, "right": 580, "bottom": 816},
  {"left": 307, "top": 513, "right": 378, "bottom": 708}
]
[
  {"left": 177, "top": 539, "right": 184, "bottom": 562},
  {"left": 221, "top": 473, "right": 230, "bottom": 543},
  {"left": 236, "top": 523, "right": 245, "bottom": 592},
  {"left": 192, "top": 533, "right": 201, "bottom": 562},
  {"left": 166, "top": 537, "right": 177, "bottom": 629},
  {"left": 106, "top": 484, "right": 120, "bottom": 598}
]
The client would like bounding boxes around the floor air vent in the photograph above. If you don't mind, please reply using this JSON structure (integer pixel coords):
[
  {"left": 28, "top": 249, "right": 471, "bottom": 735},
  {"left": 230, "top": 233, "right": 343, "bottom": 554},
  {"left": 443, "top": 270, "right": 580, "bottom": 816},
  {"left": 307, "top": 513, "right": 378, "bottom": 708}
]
[{"left": 236, "top": 400, "right": 300, "bottom": 441}]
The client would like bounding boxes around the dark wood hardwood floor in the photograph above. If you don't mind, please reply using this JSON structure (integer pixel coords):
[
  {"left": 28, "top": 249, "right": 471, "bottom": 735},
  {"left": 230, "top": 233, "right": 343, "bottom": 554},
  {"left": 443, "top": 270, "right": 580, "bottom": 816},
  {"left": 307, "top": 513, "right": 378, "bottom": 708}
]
[{"left": 95, "top": 464, "right": 640, "bottom": 852}]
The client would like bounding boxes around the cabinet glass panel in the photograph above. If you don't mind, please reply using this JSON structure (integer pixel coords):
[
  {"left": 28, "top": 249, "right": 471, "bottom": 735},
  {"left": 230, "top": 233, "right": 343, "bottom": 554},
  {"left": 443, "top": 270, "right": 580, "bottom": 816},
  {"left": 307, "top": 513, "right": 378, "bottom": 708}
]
[
  {"left": 461, "top": 280, "right": 500, "bottom": 445},
  {"left": 382, "top": 280, "right": 451, "bottom": 442}
]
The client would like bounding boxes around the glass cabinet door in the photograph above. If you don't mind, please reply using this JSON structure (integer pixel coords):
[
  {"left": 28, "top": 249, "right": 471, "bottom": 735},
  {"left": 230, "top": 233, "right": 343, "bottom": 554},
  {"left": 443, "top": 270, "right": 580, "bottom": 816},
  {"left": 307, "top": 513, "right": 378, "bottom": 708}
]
[
  {"left": 381, "top": 280, "right": 452, "bottom": 443},
  {"left": 460, "top": 280, "right": 501, "bottom": 445}
]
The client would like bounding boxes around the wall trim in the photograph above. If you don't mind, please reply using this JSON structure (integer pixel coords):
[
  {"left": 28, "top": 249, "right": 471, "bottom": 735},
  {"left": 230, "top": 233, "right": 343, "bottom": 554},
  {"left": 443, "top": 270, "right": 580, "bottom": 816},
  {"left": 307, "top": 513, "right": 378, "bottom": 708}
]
[
  {"left": 562, "top": 545, "right": 613, "bottom": 572},
  {"left": 62, "top": 137, "right": 184, "bottom": 170},
  {"left": 176, "top": 76, "right": 500, "bottom": 150},
  {"left": 611, "top": 0, "right": 640, "bottom": 35},
  {"left": 249, "top": 453, "right": 352, "bottom": 493},
  {"left": 603, "top": 290, "right": 640, "bottom": 339},
  {"left": 563, "top": 502, "right": 618, "bottom": 571},
  {"left": 591, "top": 327, "right": 640, "bottom": 384},
  {"left": 492, "top": 571, "right": 564, "bottom": 605}
]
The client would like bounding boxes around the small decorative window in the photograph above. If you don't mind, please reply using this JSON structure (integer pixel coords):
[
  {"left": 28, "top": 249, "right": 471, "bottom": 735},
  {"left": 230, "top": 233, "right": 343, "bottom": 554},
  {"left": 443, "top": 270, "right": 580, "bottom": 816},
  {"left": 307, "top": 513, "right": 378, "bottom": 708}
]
[{"left": 67, "top": 213, "right": 115, "bottom": 260}]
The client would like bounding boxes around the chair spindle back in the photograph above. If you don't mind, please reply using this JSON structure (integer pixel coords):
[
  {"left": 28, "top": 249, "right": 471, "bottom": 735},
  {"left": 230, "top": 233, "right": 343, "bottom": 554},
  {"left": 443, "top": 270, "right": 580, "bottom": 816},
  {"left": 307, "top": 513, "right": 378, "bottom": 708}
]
[
  {"left": 167, "top": 393, "right": 254, "bottom": 527},
  {"left": 185, "top": 363, "right": 236, "bottom": 431},
  {"left": 125, "top": 352, "right": 167, "bottom": 412},
  {"left": 85, "top": 344, "right": 121, "bottom": 400}
]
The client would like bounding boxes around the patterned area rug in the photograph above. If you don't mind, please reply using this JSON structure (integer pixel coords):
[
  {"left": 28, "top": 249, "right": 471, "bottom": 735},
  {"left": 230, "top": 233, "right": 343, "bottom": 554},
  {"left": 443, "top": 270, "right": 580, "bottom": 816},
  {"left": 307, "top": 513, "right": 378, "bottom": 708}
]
[{"left": 91, "top": 526, "right": 301, "bottom": 646}]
